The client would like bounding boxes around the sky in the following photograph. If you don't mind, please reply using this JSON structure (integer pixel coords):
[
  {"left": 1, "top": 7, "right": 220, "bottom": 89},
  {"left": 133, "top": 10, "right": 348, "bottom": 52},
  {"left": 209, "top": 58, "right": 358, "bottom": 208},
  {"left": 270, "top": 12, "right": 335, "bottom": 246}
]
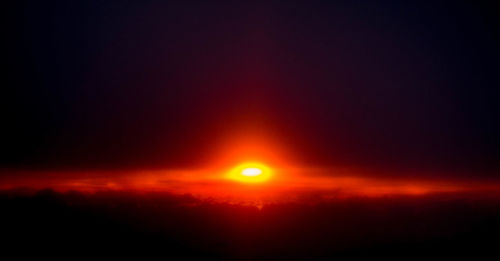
[
  {"left": 3, "top": 0, "right": 500, "bottom": 186},
  {"left": 4, "top": 3, "right": 500, "bottom": 259}
]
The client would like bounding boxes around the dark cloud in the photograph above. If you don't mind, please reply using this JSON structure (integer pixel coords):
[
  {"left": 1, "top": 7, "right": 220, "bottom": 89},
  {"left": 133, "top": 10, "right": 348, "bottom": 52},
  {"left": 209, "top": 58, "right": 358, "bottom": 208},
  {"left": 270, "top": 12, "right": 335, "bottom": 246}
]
[{"left": 1, "top": 189, "right": 499, "bottom": 259}]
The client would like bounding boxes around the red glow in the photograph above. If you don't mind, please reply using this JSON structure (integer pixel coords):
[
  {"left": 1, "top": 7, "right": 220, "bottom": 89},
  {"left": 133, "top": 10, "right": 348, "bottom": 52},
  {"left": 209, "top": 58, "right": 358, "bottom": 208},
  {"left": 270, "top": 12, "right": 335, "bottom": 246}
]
[{"left": 2, "top": 133, "right": 499, "bottom": 204}]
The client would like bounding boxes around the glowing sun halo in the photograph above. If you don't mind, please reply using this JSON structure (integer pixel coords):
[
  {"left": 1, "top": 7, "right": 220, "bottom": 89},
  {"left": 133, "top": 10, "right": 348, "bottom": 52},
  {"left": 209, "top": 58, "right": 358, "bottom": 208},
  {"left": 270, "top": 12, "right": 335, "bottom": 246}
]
[{"left": 227, "top": 163, "right": 272, "bottom": 183}]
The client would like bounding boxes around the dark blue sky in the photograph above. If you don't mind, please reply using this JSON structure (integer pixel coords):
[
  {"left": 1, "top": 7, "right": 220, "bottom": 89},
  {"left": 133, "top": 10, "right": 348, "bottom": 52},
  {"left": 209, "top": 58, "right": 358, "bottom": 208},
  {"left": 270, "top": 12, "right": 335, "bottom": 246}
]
[{"left": 3, "top": 0, "right": 499, "bottom": 177}]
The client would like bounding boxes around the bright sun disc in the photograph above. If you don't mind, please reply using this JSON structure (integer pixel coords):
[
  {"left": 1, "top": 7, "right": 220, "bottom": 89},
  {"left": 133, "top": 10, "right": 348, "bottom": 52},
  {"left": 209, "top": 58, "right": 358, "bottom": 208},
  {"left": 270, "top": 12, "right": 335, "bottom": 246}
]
[
  {"left": 227, "top": 163, "right": 272, "bottom": 183},
  {"left": 241, "top": 168, "right": 262, "bottom": 177}
]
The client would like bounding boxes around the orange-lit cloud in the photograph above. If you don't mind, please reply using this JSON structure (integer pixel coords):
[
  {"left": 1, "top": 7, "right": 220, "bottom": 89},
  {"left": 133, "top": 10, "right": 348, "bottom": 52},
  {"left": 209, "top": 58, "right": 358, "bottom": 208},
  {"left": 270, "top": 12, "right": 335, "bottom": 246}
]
[{"left": 1, "top": 166, "right": 500, "bottom": 205}]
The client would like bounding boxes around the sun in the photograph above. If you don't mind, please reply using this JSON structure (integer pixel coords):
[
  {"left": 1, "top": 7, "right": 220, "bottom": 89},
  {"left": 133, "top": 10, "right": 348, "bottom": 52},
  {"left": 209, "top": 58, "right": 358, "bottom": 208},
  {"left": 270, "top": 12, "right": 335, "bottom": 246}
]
[
  {"left": 241, "top": 167, "right": 262, "bottom": 177},
  {"left": 227, "top": 162, "right": 272, "bottom": 183}
]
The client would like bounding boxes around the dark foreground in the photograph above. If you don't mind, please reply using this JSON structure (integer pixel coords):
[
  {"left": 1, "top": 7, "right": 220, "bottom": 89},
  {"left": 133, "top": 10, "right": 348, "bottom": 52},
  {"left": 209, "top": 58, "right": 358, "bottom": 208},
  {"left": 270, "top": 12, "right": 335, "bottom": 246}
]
[{"left": 2, "top": 189, "right": 499, "bottom": 260}]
